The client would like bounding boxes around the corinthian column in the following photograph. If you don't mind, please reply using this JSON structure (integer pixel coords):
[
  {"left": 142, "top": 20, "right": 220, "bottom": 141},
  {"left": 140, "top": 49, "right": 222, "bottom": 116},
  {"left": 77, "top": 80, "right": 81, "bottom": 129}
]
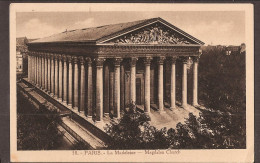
[
  {"left": 63, "top": 55, "right": 68, "bottom": 104},
  {"left": 170, "top": 57, "right": 177, "bottom": 110},
  {"left": 73, "top": 56, "right": 79, "bottom": 110},
  {"left": 130, "top": 57, "right": 138, "bottom": 104},
  {"left": 86, "top": 58, "right": 92, "bottom": 118},
  {"left": 50, "top": 54, "right": 55, "bottom": 96},
  {"left": 58, "top": 55, "right": 63, "bottom": 101},
  {"left": 144, "top": 57, "right": 152, "bottom": 114},
  {"left": 182, "top": 57, "right": 188, "bottom": 108},
  {"left": 44, "top": 54, "right": 48, "bottom": 91},
  {"left": 157, "top": 56, "right": 165, "bottom": 112},
  {"left": 47, "top": 54, "right": 51, "bottom": 93},
  {"left": 34, "top": 52, "right": 38, "bottom": 86},
  {"left": 95, "top": 58, "right": 105, "bottom": 122},
  {"left": 192, "top": 56, "right": 199, "bottom": 106},
  {"left": 54, "top": 55, "right": 59, "bottom": 98},
  {"left": 113, "top": 58, "right": 122, "bottom": 119},
  {"left": 68, "top": 56, "right": 73, "bottom": 107},
  {"left": 79, "top": 57, "right": 86, "bottom": 112},
  {"left": 41, "top": 53, "right": 45, "bottom": 90},
  {"left": 39, "top": 53, "right": 42, "bottom": 88},
  {"left": 36, "top": 54, "right": 39, "bottom": 86},
  {"left": 28, "top": 54, "right": 31, "bottom": 81}
]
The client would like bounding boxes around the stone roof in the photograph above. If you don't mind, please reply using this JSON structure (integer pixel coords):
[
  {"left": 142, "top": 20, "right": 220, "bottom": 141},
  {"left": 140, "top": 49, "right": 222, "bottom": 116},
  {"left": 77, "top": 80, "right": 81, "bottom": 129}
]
[{"left": 30, "top": 17, "right": 204, "bottom": 45}]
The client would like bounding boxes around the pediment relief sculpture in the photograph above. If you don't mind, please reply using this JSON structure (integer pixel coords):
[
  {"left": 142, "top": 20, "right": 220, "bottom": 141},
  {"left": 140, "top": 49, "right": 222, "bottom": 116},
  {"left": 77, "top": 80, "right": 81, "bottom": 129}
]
[{"left": 107, "top": 23, "right": 195, "bottom": 45}]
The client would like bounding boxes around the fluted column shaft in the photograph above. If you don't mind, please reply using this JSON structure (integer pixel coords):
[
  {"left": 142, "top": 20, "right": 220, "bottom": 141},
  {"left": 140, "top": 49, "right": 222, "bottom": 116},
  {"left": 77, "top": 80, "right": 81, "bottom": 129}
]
[
  {"left": 68, "top": 56, "right": 73, "bottom": 107},
  {"left": 47, "top": 55, "right": 51, "bottom": 93},
  {"left": 63, "top": 56, "right": 68, "bottom": 103},
  {"left": 193, "top": 57, "right": 199, "bottom": 106},
  {"left": 170, "top": 57, "right": 177, "bottom": 110},
  {"left": 130, "top": 57, "right": 138, "bottom": 103},
  {"left": 36, "top": 55, "right": 39, "bottom": 86},
  {"left": 54, "top": 56, "right": 59, "bottom": 98},
  {"left": 95, "top": 58, "right": 105, "bottom": 122},
  {"left": 35, "top": 53, "right": 39, "bottom": 86},
  {"left": 79, "top": 57, "right": 86, "bottom": 112},
  {"left": 31, "top": 54, "right": 34, "bottom": 83},
  {"left": 44, "top": 55, "right": 48, "bottom": 91},
  {"left": 144, "top": 57, "right": 152, "bottom": 113},
  {"left": 158, "top": 57, "right": 165, "bottom": 112},
  {"left": 41, "top": 54, "right": 45, "bottom": 89},
  {"left": 87, "top": 58, "right": 93, "bottom": 118},
  {"left": 73, "top": 57, "right": 79, "bottom": 110},
  {"left": 58, "top": 55, "right": 63, "bottom": 100},
  {"left": 51, "top": 55, "right": 55, "bottom": 96},
  {"left": 182, "top": 58, "right": 188, "bottom": 108},
  {"left": 113, "top": 58, "right": 122, "bottom": 119},
  {"left": 28, "top": 54, "right": 31, "bottom": 81},
  {"left": 39, "top": 54, "right": 42, "bottom": 88}
]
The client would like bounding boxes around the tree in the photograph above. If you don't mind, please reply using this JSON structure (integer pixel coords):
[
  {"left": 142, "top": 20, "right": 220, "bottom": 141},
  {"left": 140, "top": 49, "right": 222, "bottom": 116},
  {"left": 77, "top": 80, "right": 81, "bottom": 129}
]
[
  {"left": 105, "top": 102, "right": 169, "bottom": 149},
  {"left": 17, "top": 92, "right": 63, "bottom": 150}
]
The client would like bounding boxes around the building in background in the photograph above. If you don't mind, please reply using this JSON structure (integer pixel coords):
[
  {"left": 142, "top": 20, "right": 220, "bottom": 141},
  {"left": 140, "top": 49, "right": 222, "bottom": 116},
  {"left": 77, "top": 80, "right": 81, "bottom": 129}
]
[{"left": 16, "top": 37, "right": 38, "bottom": 76}]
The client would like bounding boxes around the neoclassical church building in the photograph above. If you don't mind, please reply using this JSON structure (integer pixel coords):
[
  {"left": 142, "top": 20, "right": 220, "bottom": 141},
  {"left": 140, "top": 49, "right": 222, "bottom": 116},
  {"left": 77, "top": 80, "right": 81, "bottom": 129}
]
[{"left": 26, "top": 17, "right": 204, "bottom": 123}]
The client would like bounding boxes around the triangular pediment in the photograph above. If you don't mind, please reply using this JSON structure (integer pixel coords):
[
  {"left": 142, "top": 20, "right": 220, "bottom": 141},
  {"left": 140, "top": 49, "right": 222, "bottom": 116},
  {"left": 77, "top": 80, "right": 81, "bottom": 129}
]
[{"left": 98, "top": 20, "right": 203, "bottom": 45}]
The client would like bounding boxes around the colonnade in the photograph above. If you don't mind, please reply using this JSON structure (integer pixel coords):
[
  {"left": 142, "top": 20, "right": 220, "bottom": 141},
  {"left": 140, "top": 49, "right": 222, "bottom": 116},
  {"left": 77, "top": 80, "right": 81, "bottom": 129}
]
[{"left": 27, "top": 52, "right": 199, "bottom": 122}]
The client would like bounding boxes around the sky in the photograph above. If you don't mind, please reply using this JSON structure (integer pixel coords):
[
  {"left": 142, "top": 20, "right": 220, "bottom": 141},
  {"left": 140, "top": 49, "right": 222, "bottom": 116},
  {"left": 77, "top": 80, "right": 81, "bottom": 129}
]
[{"left": 16, "top": 11, "right": 245, "bottom": 45}]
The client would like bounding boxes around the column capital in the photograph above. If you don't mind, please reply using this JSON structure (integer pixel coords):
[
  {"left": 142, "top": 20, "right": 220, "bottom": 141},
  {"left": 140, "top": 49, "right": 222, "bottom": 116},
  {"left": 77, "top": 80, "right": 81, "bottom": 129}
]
[
  {"left": 169, "top": 56, "right": 178, "bottom": 64},
  {"left": 62, "top": 54, "right": 68, "bottom": 62},
  {"left": 73, "top": 56, "right": 79, "bottom": 64},
  {"left": 94, "top": 57, "right": 105, "bottom": 67},
  {"left": 79, "top": 56, "right": 85, "bottom": 65},
  {"left": 113, "top": 57, "right": 123, "bottom": 66},
  {"left": 85, "top": 57, "right": 92, "bottom": 64},
  {"left": 42, "top": 53, "right": 47, "bottom": 58},
  {"left": 144, "top": 57, "right": 153, "bottom": 65},
  {"left": 180, "top": 56, "right": 189, "bottom": 64},
  {"left": 157, "top": 56, "right": 166, "bottom": 65},
  {"left": 129, "top": 57, "right": 138, "bottom": 66},
  {"left": 192, "top": 56, "right": 200, "bottom": 63},
  {"left": 49, "top": 53, "right": 54, "bottom": 59},
  {"left": 38, "top": 52, "right": 42, "bottom": 57},
  {"left": 67, "top": 55, "right": 73, "bottom": 63},
  {"left": 54, "top": 54, "right": 59, "bottom": 60},
  {"left": 57, "top": 54, "right": 63, "bottom": 60}
]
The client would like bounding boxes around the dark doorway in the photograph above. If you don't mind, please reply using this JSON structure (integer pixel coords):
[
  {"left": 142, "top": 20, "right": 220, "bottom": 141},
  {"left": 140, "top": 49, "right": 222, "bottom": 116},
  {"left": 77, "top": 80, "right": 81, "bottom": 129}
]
[
  {"left": 136, "top": 74, "right": 144, "bottom": 105},
  {"left": 136, "top": 78, "right": 141, "bottom": 105}
]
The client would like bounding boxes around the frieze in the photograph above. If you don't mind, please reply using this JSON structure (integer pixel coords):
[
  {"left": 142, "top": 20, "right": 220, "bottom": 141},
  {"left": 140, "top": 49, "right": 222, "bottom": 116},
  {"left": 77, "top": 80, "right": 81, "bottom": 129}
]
[
  {"left": 106, "top": 23, "right": 195, "bottom": 45},
  {"left": 97, "top": 45, "right": 199, "bottom": 55}
]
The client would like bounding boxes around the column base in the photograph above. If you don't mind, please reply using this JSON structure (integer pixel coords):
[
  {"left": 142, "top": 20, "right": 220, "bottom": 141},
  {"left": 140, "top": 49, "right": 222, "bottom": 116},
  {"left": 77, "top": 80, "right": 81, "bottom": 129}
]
[
  {"left": 67, "top": 103, "right": 72, "bottom": 108},
  {"left": 169, "top": 106, "right": 176, "bottom": 111},
  {"left": 192, "top": 103, "right": 199, "bottom": 107},
  {"left": 144, "top": 112, "right": 151, "bottom": 121},
  {"left": 57, "top": 98, "right": 62, "bottom": 102},
  {"left": 104, "top": 113, "right": 109, "bottom": 117},
  {"left": 62, "top": 101, "right": 67, "bottom": 105},
  {"left": 54, "top": 95, "right": 58, "bottom": 99},
  {"left": 182, "top": 104, "right": 187, "bottom": 109},
  {"left": 73, "top": 106, "right": 79, "bottom": 111},
  {"left": 159, "top": 110, "right": 166, "bottom": 114},
  {"left": 87, "top": 115, "right": 92, "bottom": 120},
  {"left": 50, "top": 93, "right": 54, "bottom": 97}
]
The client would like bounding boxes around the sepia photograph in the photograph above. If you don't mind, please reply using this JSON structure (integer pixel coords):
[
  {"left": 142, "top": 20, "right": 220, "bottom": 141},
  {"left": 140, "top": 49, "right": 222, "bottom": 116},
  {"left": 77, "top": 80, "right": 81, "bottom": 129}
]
[{"left": 10, "top": 3, "right": 254, "bottom": 162}]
